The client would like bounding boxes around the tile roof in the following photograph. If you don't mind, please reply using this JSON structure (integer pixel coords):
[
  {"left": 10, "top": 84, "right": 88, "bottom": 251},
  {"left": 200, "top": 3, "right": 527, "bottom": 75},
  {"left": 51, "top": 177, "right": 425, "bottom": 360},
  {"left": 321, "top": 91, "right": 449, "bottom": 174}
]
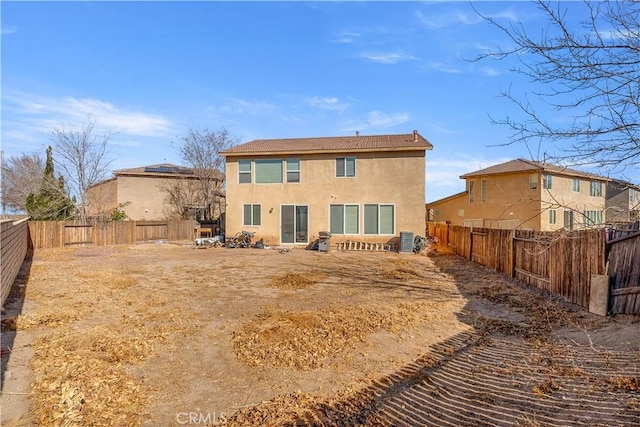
[
  {"left": 460, "top": 158, "right": 609, "bottom": 181},
  {"left": 220, "top": 131, "right": 433, "bottom": 156}
]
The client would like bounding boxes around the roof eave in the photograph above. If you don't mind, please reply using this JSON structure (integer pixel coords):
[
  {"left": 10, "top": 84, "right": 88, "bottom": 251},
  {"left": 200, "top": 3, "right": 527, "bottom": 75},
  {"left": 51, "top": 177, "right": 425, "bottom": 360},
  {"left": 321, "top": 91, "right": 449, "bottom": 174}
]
[{"left": 221, "top": 146, "right": 432, "bottom": 157}]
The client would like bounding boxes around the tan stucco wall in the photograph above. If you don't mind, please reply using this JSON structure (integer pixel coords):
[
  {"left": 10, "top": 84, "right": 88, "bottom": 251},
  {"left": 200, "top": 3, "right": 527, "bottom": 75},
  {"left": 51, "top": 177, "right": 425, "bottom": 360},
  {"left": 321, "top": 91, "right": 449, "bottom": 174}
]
[
  {"left": 427, "top": 172, "right": 607, "bottom": 231},
  {"left": 224, "top": 151, "right": 426, "bottom": 245},
  {"left": 88, "top": 175, "right": 202, "bottom": 220},
  {"left": 539, "top": 175, "right": 606, "bottom": 231},
  {"left": 115, "top": 175, "right": 180, "bottom": 220},
  {"left": 86, "top": 178, "right": 118, "bottom": 218}
]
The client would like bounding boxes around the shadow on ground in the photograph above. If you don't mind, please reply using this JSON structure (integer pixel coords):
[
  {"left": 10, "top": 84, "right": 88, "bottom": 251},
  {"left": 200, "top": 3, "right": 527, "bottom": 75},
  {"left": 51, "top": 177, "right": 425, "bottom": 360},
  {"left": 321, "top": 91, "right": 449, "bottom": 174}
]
[
  {"left": 1, "top": 248, "right": 33, "bottom": 390},
  {"left": 228, "top": 254, "right": 640, "bottom": 426}
]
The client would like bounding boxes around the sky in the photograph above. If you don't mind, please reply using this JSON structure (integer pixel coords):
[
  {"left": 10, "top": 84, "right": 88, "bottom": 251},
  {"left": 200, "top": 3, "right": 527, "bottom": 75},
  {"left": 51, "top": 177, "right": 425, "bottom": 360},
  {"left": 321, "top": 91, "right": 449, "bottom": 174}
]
[{"left": 2, "top": 0, "right": 637, "bottom": 203}]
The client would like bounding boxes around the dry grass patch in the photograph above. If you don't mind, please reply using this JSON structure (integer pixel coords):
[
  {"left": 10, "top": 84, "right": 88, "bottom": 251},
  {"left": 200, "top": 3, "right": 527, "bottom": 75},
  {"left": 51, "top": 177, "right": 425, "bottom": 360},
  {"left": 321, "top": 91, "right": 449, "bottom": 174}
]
[
  {"left": 380, "top": 259, "right": 423, "bottom": 280},
  {"left": 30, "top": 326, "right": 152, "bottom": 426},
  {"left": 232, "top": 302, "right": 438, "bottom": 370},
  {"left": 269, "top": 271, "right": 326, "bottom": 289}
]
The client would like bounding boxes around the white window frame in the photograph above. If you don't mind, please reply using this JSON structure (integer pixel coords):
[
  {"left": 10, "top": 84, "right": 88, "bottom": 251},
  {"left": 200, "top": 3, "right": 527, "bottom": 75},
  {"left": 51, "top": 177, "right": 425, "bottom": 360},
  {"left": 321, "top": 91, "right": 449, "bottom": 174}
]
[
  {"left": 243, "top": 204, "right": 261, "bottom": 226},
  {"left": 238, "top": 160, "right": 252, "bottom": 184},
  {"left": 363, "top": 203, "right": 395, "bottom": 235},
  {"left": 481, "top": 179, "right": 487, "bottom": 203},
  {"left": 336, "top": 157, "right": 356, "bottom": 178},
  {"left": 255, "top": 159, "right": 283, "bottom": 184},
  {"left": 542, "top": 174, "right": 552, "bottom": 190},
  {"left": 469, "top": 181, "right": 475, "bottom": 203},
  {"left": 549, "top": 209, "right": 557, "bottom": 224},
  {"left": 589, "top": 181, "right": 602, "bottom": 197},
  {"left": 529, "top": 174, "right": 538, "bottom": 190},
  {"left": 286, "top": 158, "right": 300, "bottom": 183},
  {"left": 329, "top": 204, "right": 359, "bottom": 235},
  {"left": 572, "top": 179, "right": 580, "bottom": 192}
]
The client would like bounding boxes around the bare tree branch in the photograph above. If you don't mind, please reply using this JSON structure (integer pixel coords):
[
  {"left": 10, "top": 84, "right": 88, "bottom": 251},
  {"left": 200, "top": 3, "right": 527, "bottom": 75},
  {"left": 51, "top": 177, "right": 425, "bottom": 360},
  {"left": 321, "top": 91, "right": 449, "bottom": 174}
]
[
  {"left": 471, "top": 0, "right": 640, "bottom": 172},
  {"left": 51, "top": 117, "right": 117, "bottom": 221},
  {"left": 176, "top": 127, "right": 237, "bottom": 221}
]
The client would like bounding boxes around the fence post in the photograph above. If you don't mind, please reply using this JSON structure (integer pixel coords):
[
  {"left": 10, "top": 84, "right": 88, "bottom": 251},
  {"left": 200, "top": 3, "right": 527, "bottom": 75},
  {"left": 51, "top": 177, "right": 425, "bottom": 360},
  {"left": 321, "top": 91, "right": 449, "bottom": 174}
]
[
  {"left": 511, "top": 230, "right": 516, "bottom": 278},
  {"left": 468, "top": 227, "right": 473, "bottom": 261}
]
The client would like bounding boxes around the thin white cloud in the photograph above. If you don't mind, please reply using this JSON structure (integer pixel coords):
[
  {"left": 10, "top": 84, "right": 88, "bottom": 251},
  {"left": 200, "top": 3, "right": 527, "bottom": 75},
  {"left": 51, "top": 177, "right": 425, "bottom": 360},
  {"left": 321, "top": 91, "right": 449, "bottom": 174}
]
[
  {"left": 332, "top": 31, "right": 361, "bottom": 44},
  {"left": 427, "top": 62, "right": 462, "bottom": 74},
  {"left": 367, "top": 110, "right": 409, "bottom": 128},
  {"left": 359, "top": 51, "right": 418, "bottom": 64},
  {"left": 2, "top": 91, "right": 174, "bottom": 137},
  {"left": 306, "top": 96, "right": 349, "bottom": 112},
  {"left": 417, "top": 7, "right": 519, "bottom": 29},
  {"left": 480, "top": 66, "right": 501, "bottom": 77},
  {"left": 1, "top": 25, "right": 17, "bottom": 35},
  {"left": 214, "top": 98, "right": 275, "bottom": 115}
]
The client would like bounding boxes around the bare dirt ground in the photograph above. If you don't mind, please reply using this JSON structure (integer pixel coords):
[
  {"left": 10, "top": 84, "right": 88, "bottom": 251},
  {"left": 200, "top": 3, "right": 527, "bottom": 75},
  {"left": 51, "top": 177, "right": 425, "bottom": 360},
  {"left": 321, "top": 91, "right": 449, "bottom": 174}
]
[{"left": 1, "top": 243, "right": 638, "bottom": 426}]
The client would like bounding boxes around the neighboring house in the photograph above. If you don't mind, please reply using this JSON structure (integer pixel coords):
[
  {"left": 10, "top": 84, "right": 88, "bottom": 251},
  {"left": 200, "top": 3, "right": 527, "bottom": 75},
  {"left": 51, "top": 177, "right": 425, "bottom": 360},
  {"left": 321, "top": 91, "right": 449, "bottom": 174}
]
[
  {"left": 220, "top": 131, "right": 433, "bottom": 246},
  {"left": 426, "top": 158, "right": 608, "bottom": 231},
  {"left": 86, "top": 164, "right": 224, "bottom": 221},
  {"left": 606, "top": 179, "right": 640, "bottom": 223}
]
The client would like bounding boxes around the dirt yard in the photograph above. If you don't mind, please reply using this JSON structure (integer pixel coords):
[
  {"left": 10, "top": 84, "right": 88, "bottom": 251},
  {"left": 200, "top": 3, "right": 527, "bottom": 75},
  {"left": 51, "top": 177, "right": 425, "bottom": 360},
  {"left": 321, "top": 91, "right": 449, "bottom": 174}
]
[{"left": 1, "top": 243, "right": 638, "bottom": 426}]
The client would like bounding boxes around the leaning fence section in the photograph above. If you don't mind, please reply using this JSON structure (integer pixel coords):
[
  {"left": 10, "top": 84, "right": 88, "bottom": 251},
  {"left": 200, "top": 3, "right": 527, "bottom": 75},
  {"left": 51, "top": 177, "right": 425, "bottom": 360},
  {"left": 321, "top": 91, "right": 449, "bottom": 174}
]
[
  {"left": 28, "top": 220, "right": 197, "bottom": 249},
  {"left": 1, "top": 217, "right": 30, "bottom": 307},
  {"left": 428, "top": 224, "right": 606, "bottom": 309},
  {"left": 606, "top": 222, "right": 640, "bottom": 314}
]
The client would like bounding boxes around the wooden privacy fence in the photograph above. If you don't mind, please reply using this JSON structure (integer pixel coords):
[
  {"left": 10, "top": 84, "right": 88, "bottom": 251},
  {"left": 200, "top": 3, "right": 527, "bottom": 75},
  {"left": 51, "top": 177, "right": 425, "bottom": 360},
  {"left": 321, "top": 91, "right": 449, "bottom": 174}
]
[
  {"left": 605, "top": 222, "right": 640, "bottom": 314},
  {"left": 438, "top": 225, "right": 606, "bottom": 310},
  {"left": 1, "top": 217, "right": 30, "bottom": 307},
  {"left": 426, "top": 222, "right": 450, "bottom": 247},
  {"left": 28, "top": 220, "right": 197, "bottom": 249}
]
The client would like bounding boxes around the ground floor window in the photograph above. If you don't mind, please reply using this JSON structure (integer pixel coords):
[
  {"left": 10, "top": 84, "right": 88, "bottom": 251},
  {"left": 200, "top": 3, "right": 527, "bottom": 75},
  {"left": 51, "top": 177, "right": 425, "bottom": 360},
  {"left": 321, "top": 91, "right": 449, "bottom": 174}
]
[
  {"left": 583, "top": 210, "right": 603, "bottom": 226},
  {"left": 329, "top": 204, "right": 359, "bottom": 234},
  {"left": 364, "top": 204, "right": 394, "bottom": 235},
  {"left": 243, "top": 204, "right": 261, "bottom": 226},
  {"left": 549, "top": 209, "right": 557, "bottom": 224}
]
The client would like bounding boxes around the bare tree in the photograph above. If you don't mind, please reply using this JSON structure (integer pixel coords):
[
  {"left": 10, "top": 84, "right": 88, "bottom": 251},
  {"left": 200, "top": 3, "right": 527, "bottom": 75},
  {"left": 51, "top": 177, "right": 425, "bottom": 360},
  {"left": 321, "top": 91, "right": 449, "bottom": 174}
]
[
  {"left": 472, "top": 0, "right": 640, "bottom": 172},
  {"left": 52, "top": 117, "right": 116, "bottom": 221},
  {"left": 1, "top": 152, "right": 44, "bottom": 214},
  {"left": 161, "top": 178, "right": 205, "bottom": 220},
  {"left": 176, "top": 127, "right": 237, "bottom": 221}
]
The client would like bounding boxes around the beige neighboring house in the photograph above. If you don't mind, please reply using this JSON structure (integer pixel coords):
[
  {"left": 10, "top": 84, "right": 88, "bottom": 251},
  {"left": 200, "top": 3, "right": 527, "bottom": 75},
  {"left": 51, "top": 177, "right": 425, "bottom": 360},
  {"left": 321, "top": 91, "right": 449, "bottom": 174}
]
[
  {"left": 426, "top": 158, "right": 608, "bottom": 231},
  {"left": 606, "top": 179, "right": 640, "bottom": 223},
  {"left": 220, "top": 131, "right": 433, "bottom": 246},
  {"left": 86, "top": 164, "right": 223, "bottom": 221}
]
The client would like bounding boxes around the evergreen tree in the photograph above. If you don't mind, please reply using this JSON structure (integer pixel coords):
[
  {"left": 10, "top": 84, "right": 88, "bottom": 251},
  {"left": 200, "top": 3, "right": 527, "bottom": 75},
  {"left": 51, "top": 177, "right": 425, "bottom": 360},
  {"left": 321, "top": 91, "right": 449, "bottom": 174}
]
[{"left": 25, "top": 146, "right": 75, "bottom": 220}]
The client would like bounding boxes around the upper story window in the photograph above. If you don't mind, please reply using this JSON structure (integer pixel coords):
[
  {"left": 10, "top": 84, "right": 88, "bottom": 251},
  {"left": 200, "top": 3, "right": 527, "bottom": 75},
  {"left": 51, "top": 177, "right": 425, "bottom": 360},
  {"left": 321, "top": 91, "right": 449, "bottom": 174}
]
[
  {"left": 469, "top": 181, "right": 475, "bottom": 203},
  {"left": 529, "top": 174, "right": 538, "bottom": 190},
  {"left": 589, "top": 181, "right": 602, "bottom": 197},
  {"left": 542, "top": 174, "right": 553, "bottom": 190},
  {"left": 255, "top": 159, "right": 283, "bottom": 183},
  {"left": 286, "top": 159, "right": 300, "bottom": 183},
  {"left": 573, "top": 179, "right": 580, "bottom": 192},
  {"left": 238, "top": 160, "right": 252, "bottom": 184},
  {"left": 336, "top": 157, "right": 355, "bottom": 178},
  {"left": 481, "top": 179, "right": 487, "bottom": 202},
  {"left": 631, "top": 189, "right": 637, "bottom": 204}
]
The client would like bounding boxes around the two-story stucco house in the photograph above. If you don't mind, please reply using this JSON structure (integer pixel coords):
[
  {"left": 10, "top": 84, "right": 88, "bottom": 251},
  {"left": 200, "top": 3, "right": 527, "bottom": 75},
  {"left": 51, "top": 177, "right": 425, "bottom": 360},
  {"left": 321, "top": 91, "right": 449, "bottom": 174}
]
[
  {"left": 426, "top": 158, "right": 608, "bottom": 231},
  {"left": 606, "top": 179, "right": 640, "bottom": 223},
  {"left": 86, "top": 164, "right": 224, "bottom": 221},
  {"left": 220, "top": 131, "right": 433, "bottom": 246}
]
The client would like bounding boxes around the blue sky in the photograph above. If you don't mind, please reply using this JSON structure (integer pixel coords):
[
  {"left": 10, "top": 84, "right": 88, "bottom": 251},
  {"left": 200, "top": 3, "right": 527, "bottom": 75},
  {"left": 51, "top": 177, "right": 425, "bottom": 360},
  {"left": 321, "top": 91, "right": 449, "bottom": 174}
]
[{"left": 2, "top": 1, "right": 633, "bottom": 203}]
